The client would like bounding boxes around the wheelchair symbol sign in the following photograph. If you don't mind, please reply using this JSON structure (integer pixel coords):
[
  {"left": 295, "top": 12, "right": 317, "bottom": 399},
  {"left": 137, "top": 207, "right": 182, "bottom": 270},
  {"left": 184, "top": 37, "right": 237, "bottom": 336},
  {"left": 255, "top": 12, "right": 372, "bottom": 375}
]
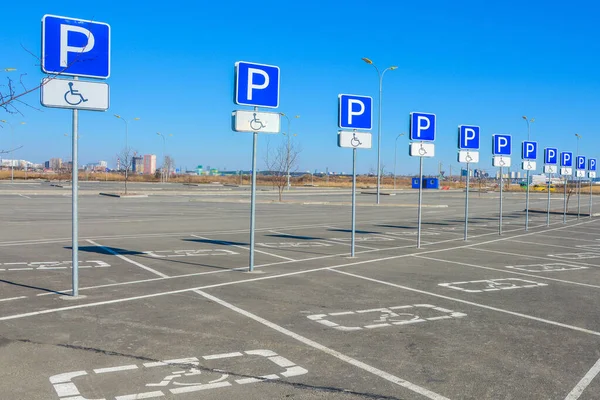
[
  {"left": 41, "top": 77, "right": 109, "bottom": 111},
  {"left": 64, "top": 82, "right": 88, "bottom": 105}
]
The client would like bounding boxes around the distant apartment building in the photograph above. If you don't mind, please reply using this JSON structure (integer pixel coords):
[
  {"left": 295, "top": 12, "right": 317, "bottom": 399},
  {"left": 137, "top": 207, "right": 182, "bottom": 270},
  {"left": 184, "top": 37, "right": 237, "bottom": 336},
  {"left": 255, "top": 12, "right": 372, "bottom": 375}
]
[
  {"left": 49, "top": 158, "right": 62, "bottom": 171},
  {"left": 132, "top": 156, "right": 144, "bottom": 174},
  {"left": 143, "top": 154, "right": 156, "bottom": 175}
]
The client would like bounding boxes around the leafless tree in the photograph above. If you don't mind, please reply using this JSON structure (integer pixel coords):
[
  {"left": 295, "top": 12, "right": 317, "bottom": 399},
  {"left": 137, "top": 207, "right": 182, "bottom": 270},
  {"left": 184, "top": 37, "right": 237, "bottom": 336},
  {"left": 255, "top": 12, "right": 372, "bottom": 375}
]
[
  {"left": 264, "top": 138, "right": 301, "bottom": 201},
  {"left": 116, "top": 147, "right": 136, "bottom": 195},
  {"left": 163, "top": 155, "right": 175, "bottom": 182}
]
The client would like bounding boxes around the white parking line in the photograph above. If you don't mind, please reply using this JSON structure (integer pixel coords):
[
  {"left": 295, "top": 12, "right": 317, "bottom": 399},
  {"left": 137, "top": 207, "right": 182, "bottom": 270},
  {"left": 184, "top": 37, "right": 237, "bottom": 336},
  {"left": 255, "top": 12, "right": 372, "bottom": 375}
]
[
  {"left": 564, "top": 357, "right": 600, "bottom": 399},
  {"left": 192, "top": 289, "right": 450, "bottom": 400},
  {"left": 86, "top": 239, "right": 169, "bottom": 278}
]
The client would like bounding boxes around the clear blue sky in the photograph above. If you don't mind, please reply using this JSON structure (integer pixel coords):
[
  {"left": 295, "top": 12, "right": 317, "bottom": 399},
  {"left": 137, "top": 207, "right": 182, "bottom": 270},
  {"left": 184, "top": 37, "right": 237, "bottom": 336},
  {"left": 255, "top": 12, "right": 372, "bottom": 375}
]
[{"left": 2, "top": 0, "right": 599, "bottom": 175}]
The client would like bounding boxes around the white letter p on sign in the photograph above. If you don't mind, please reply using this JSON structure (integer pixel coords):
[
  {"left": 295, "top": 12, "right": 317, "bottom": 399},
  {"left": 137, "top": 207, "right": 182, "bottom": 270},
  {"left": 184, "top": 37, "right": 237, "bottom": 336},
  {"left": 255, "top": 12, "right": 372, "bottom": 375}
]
[
  {"left": 416, "top": 116, "right": 430, "bottom": 138},
  {"left": 60, "top": 24, "right": 95, "bottom": 68},
  {"left": 247, "top": 68, "right": 270, "bottom": 101},
  {"left": 347, "top": 99, "right": 365, "bottom": 125}
]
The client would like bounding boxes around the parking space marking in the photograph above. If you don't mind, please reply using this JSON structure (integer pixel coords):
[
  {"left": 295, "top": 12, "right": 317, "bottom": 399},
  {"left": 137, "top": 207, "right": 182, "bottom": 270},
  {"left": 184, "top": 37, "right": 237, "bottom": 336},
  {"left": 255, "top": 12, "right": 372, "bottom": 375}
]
[
  {"left": 564, "top": 357, "right": 600, "bottom": 400},
  {"left": 471, "top": 248, "right": 600, "bottom": 269},
  {"left": 549, "top": 253, "right": 600, "bottom": 260},
  {"left": 0, "top": 260, "right": 110, "bottom": 272},
  {"left": 87, "top": 239, "right": 170, "bottom": 278},
  {"left": 257, "top": 242, "right": 332, "bottom": 248},
  {"left": 505, "top": 263, "right": 587, "bottom": 272},
  {"left": 438, "top": 278, "right": 547, "bottom": 293},
  {"left": 268, "top": 230, "right": 380, "bottom": 250},
  {"left": 509, "top": 239, "right": 600, "bottom": 254},
  {"left": 50, "top": 349, "right": 307, "bottom": 399},
  {"left": 191, "top": 235, "right": 296, "bottom": 262},
  {"left": 330, "top": 268, "right": 600, "bottom": 338},
  {"left": 307, "top": 304, "right": 466, "bottom": 331},
  {"left": 417, "top": 255, "right": 600, "bottom": 290},
  {"left": 192, "top": 289, "right": 450, "bottom": 400},
  {"left": 143, "top": 249, "right": 238, "bottom": 258},
  {"left": 0, "top": 296, "right": 27, "bottom": 303}
]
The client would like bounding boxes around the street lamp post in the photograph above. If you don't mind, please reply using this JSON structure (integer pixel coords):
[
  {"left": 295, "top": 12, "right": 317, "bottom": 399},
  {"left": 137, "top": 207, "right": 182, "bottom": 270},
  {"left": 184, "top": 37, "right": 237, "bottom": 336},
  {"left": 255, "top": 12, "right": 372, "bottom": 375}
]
[
  {"left": 279, "top": 113, "right": 299, "bottom": 190},
  {"left": 522, "top": 116, "right": 534, "bottom": 231},
  {"left": 576, "top": 133, "right": 582, "bottom": 219},
  {"left": 362, "top": 57, "right": 397, "bottom": 204},
  {"left": 0, "top": 120, "right": 25, "bottom": 182},
  {"left": 393, "top": 133, "right": 405, "bottom": 190}
]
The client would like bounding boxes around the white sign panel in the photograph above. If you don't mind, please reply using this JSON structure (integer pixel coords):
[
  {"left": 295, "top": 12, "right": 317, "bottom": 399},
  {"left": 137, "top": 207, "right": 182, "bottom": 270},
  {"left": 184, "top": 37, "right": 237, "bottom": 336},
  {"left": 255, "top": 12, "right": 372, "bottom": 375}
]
[
  {"left": 522, "top": 161, "right": 536, "bottom": 171},
  {"left": 492, "top": 156, "right": 511, "bottom": 167},
  {"left": 544, "top": 165, "right": 557, "bottom": 174},
  {"left": 232, "top": 110, "right": 281, "bottom": 133},
  {"left": 409, "top": 142, "right": 435, "bottom": 157},
  {"left": 560, "top": 167, "right": 573, "bottom": 176},
  {"left": 41, "top": 78, "right": 109, "bottom": 111},
  {"left": 337, "top": 131, "right": 372, "bottom": 149},
  {"left": 590, "top": 171, "right": 596, "bottom": 178},
  {"left": 458, "top": 150, "right": 479, "bottom": 163},
  {"left": 576, "top": 170, "right": 586, "bottom": 178}
]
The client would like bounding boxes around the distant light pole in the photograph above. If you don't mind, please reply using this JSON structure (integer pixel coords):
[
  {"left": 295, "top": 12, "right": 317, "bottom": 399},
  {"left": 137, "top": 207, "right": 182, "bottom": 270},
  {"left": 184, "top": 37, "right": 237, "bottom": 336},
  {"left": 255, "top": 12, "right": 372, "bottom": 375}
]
[
  {"left": 576, "top": 133, "right": 582, "bottom": 219},
  {"left": 156, "top": 132, "right": 173, "bottom": 182},
  {"left": 3, "top": 68, "right": 17, "bottom": 72},
  {"left": 113, "top": 115, "right": 140, "bottom": 151},
  {"left": 362, "top": 57, "right": 397, "bottom": 204},
  {"left": 522, "top": 116, "right": 534, "bottom": 231},
  {"left": 279, "top": 113, "right": 300, "bottom": 190},
  {"left": 393, "top": 133, "right": 405, "bottom": 190},
  {"left": 0, "top": 120, "right": 25, "bottom": 182}
]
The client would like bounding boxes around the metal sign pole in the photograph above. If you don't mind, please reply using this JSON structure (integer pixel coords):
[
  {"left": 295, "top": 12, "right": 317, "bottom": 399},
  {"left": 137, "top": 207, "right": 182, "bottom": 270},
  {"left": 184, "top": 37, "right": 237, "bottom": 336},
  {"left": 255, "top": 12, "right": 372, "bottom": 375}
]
[
  {"left": 248, "top": 107, "right": 259, "bottom": 272},
  {"left": 417, "top": 152, "right": 424, "bottom": 248},
  {"left": 590, "top": 178, "right": 593, "bottom": 218},
  {"left": 577, "top": 175, "right": 581, "bottom": 219},
  {"left": 525, "top": 169, "right": 530, "bottom": 231},
  {"left": 563, "top": 176, "right": 567, "bottom": 224},
  {"left": 499, "top": 166, "right": 503, "bottom": 235},
  {"left": 351, "top": 147, "right": 357, "bottom": 257},
  {"left": 71, "top": 78, "right": 79, "bottom": 297},
  {"left": 464, "top": 162, "right": 470, "bottom": 241},
  {"left": 546, "top": 172, "right": 551, "bottom": 227}
]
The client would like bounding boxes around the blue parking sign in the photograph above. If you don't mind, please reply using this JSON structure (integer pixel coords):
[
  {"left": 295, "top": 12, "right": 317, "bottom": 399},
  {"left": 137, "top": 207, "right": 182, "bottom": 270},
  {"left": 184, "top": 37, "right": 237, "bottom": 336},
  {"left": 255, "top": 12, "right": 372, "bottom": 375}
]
[
  {"left": 521, "top": 141, "right": 537, "bottom": 160},
  {"left": 589, "top": 158, "right": 597, "bottom": 171},
  {"left": 492, "top": 134, "right": 511, "bottom": 155},
  {"left": 544, "top": 148, "right": 558, "bottom": 165},
  {"left": 235, "top": 61, "right": 280, "bottom": 108},
  {"left": 561, "top": 152, "right": 573, "bottom": 167},
  {"left": 338, "top": 94, "right": 373, "bottom": 130},
  {"left": 410, "top": 112, "right": 436, "bottom": 141},
  {"left": 577, "top": 156, "right": 586, "bottom": 170},
  {"left": 458, "top": 125, "right": 480, "bottom": 149},
  {"left": 42, "top": 14, "right": 111, "bottom": 79}
]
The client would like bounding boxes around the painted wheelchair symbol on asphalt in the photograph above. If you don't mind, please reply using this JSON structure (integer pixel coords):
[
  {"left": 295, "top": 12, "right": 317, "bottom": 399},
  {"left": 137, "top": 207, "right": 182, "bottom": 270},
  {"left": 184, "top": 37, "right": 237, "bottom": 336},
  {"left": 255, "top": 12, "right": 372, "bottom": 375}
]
[
  {"left": 249, "top": 113, "right": 267, "bottom": 131},
  {"left": 64, "top": 82, "right": 88, "bottom": 105},
  {"left": 439, "top": 278, "right": 547, "bottom": 293},
  {"left": 50, "top": 349, "right": 307, "bottom": 399}
]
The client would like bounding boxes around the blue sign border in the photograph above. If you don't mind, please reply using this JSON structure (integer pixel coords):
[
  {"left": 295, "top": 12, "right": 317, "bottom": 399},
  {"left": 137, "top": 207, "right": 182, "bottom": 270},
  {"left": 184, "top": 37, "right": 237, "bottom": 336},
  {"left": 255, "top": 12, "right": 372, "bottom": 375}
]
[{"left": 234, "top": 61, "right": 280, "bottom": 108}]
